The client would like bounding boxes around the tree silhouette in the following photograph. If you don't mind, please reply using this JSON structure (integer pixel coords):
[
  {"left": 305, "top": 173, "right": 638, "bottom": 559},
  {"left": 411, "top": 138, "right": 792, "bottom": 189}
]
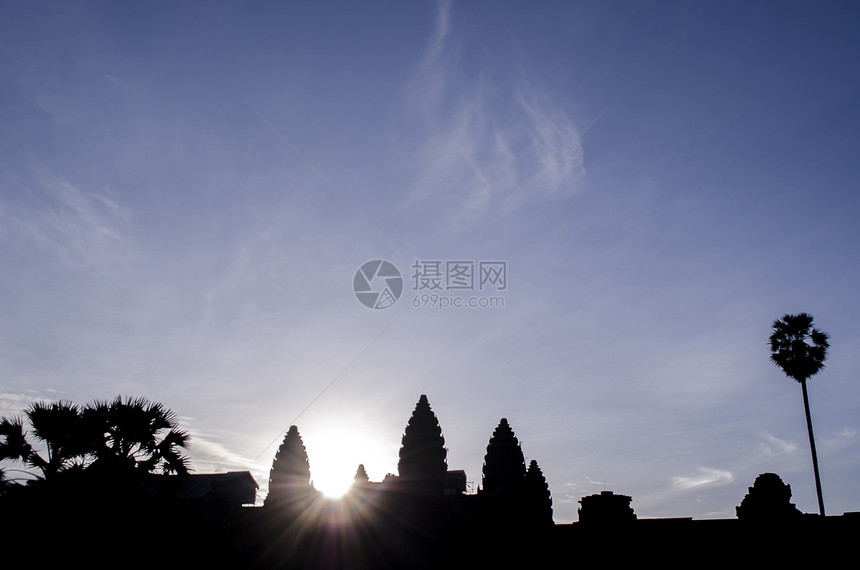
[
  {"left": 83, "top": 396, "right": 189, "bottom": 475},
  {"left": 769, "top": 313, "right": 830, "bottom": 516},
  {"left": 398, "top": 395, "right": 447, "bottom": 495},
  {"left": 265, "top": 425, "right": 314, "bottom": 508},
  {"left": 0, "top": 397, "right": 189, "bottom": 482},
  {"left": 0, "top": 401, "right": 90, "bottom": 480},
  {"left": 1, "top": 416, "right": 38, "bottom": 480}
]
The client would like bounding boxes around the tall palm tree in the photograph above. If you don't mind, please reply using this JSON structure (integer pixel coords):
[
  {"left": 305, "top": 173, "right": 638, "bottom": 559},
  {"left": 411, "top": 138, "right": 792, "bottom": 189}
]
[{"left": 769, "top": 312, "right": 829, "bottom": 516}]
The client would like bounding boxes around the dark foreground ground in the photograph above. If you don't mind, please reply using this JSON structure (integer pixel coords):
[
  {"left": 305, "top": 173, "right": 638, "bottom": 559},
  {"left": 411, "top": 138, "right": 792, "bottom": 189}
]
[{"left": 2, "top": 482, "right": 856, "bottom": 568}]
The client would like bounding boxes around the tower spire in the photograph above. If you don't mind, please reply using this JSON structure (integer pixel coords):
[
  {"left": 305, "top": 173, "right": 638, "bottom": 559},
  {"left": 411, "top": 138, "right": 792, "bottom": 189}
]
[
  {"left": 398, "top": 394, "right": 447, "bottom": 495},
  {"left": 265, "top": 425, "right": 315, "bottom": 508}
]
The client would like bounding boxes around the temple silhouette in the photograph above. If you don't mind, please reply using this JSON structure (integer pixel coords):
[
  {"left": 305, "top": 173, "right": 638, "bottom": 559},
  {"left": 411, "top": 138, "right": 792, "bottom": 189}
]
[
  {"left": 2, "top": 394, "right": 858, "bottom": 568},
  {"left": 244, "top": 394, "right": 859, "bottom": 567}
]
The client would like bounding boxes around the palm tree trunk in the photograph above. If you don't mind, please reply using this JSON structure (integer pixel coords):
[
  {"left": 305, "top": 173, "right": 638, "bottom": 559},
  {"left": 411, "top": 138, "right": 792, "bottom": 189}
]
[{"left": 801, "top": 378, "right": 825, "bottom": 516}]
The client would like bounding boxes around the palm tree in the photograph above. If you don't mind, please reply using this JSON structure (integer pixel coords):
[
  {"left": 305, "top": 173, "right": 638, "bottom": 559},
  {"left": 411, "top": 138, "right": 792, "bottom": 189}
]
[
  {"left": 26, "top": 401, "right": 92, "bottom": 477},
  {"left": 0, "top": 416, "right": 35, "bottom": 474},
  {"left": 0, "top": 402, "right": 90, "bottom": 481},
  {"left": 1, "top": 397, "right": 190, "bottom": 480},
  {"left": 83, "top": 396, "right": 190, "bottom": 475},
  {"left": 769, "top": 313, "right": 830, "bottom": 516}
]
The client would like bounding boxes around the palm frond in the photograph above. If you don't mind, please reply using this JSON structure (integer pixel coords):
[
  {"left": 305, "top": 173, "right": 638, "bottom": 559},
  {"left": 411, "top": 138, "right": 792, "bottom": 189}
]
[
  {"left": 0, "top": 417, "right": 34, "bottom": 463},
  {"left": 769, "top": 313, "right": 829, "bottom": 382},
  {"left": 79, "top": 395, "right": 192, "bottom": 474}
]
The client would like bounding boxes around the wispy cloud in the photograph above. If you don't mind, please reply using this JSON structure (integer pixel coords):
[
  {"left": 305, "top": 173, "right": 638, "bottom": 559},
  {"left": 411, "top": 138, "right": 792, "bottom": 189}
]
[
  {"left": 558, "top": 476, "right": 611, "bottom": 504},
  {"left": 0, "top": 389, "right": 64, "bottom": 419},
  {"left": 759, "top": 431, "right": 798, "bottom": 458},
  {"left": 183, "top": 422, "right": 268, "bottom": 487},
  {"left": 408, "top": 0, "right": 452, "bottom": 113},
  {"left": 671, "top": 467, "right": 735, "bottom": 490},
  {"left": 104, "top": 73, "right": 131, "bottom": 88},
  {"left": 559, "top": 481, "right": 583, "bottom": 504},
  {"left": 823, "top": 426, "right": 856, "bottom": 452},
  {"left": 2, "top": 179, "right": 132, "bottom": 271},
  {"left": 515, "top": 89, "right": 587, "bottom": 198},
  {"left": 402, "top": 1, "right": 586, "bottom": 226}
]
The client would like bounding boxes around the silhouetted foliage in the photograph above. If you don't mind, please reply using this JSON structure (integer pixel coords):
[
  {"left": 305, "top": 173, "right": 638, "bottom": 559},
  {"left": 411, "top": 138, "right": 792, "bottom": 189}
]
[
  {"left": 0, "top": 396, "right": 201, "bottom": 565},
  {"left": 265, "top": 425, "right": 316, "bottom": 508},
  {"left": 769, "top": 313, "right": 829, "bottom": 516},
  {"left": 398, "top": 394, "right": 447, "bottom": 495},
  {"left": 736, "top": 473, "right": 802, "bottom": 521},
  {"left": 0, "top": 416, "right": 35, "bottom": 476},
  {"left": 0, "top": 396, "right": 188, "bottom": 482},
  {"left": 0, "top": 401, "right": 89, "bottom": 480},
  {"left": 0, "top": 465, "right": 10, "bottom": 496},
  {"left": 84, "top": 395, "right": 190, "bottom": 475},
  {"left": 770, "top": 313, "right": 830, "bottom": 382}
]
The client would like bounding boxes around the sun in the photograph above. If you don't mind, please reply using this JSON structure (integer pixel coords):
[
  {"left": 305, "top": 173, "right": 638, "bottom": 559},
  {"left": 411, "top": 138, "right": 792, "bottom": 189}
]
[
  {"left": 314, "top": 470, "right": 354, "bottom": 499},
  {"left": 303, "top": 425, "right": 394, "bottom": 499}
]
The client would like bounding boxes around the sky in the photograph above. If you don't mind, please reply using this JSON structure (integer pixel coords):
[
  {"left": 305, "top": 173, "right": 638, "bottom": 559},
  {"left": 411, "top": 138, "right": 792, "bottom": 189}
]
[{"left": 2, "top": 1, "right": 860, "bottom": 523}]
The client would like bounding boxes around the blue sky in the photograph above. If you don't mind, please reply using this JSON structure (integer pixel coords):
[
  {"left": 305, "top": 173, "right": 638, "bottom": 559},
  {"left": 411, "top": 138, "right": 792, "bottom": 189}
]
[{"left": 2, "top": 1, "right": 860, "bottom": 522}]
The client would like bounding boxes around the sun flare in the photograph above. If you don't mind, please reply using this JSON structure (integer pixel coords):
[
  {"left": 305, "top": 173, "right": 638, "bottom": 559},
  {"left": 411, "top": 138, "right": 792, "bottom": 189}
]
[
  {"left": 303, "top": 425, "right": 393, "bottom": 499},
  {"left": 309, "top": 449, "right": 355, "bottom": 499}
]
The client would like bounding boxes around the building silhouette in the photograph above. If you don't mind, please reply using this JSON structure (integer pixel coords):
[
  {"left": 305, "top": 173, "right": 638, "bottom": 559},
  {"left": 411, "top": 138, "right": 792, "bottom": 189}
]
[
  {"left": 397, "top": 394, "right": 448, "bottom": 495},
  {"left": 264, "top": 424, "right": 318, "bottom": 509},
  {"left": 578, "top": 490, "right": 636, "bottom": 525},
  {"left": 250, "top": 394, "right": 860, "bottom": 567},
  {"left": 4, "top": 393, "right": 859, "bottom": 568}
]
